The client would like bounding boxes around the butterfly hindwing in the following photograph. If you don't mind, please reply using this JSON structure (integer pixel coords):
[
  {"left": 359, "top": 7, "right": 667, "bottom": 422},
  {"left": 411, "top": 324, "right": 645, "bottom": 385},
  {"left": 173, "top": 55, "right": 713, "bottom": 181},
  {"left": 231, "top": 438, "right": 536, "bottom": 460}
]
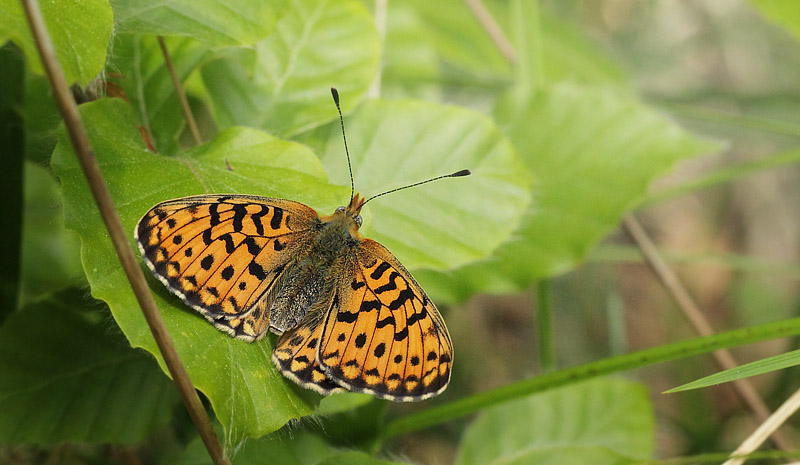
[
  {"left": 271, "top": 302, "right": 344, "bottom": 395},
  {"left": 318, "top": 239, "right": 453, "bottom": 401},
  {"left": 135, "top": 194, "right": 319, "bottom": 341}
]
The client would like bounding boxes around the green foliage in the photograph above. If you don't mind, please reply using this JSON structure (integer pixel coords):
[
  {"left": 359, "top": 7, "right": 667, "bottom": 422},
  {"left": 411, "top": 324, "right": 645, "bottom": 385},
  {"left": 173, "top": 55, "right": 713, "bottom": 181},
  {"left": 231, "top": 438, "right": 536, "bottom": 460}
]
[
  {"left": 0, "top": 0, "right": 113, "bottom": 85},
  {"left": 5, "top": 0, "right": 800, "bottom": 464},
  {"left": 51, "top": 99, "right": 340, "bottom": 443},
  {"left": 668, "top": 348, "right": 800, "bottom": 393},
  {"left": 110, "top": 0, "right": 289, "bottom": 46},
  {"left": 201, "top": 0, "right": 381, "bottom": 137},
  {"left": 456, "top": 378, "right": 653, "bottom": 465},
  {"left": 0, "top": 288, "right": 177, "bottom": 444}
]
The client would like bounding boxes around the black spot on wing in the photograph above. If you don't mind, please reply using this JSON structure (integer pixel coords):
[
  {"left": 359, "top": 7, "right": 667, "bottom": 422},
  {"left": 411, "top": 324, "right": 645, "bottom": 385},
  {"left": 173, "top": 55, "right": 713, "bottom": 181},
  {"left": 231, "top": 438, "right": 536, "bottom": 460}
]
[
  {"left": 394, "top": 327, "right": 408, "bottom": 341},
  {"left": 354, "top": 333, "right": 367, "bottom": 348},
  {"left": 359, "top": 299, "right": 381, "bottom": 313},
  {"left": 336, "top": 311, "right": 358, "bottom": 323},
  {"left": 250, "top": 205, "right": 268, "bottom": 235},
  {"left": 242, "top": 237, "right": 261, "bottom": 256},
  {"left": 389, "top": 288, "right": 415, "bottom": 310},
  {"left": 248, "top": 262, "right": 267, "bottom": 280},
  {"left": 370, "top": 261, "right": 391, "bottom": 280},
  {"left": 374, "top": 272, "right": 399, "bottom": 294},
  {"left": 231, "top": 203, "right": 247, "bottom": 232},
  {"left": 406, "top": 306, "right": 428, "bottom": 327},
  {"left": 220, "top": 233, "right": 235, "bottom": 253},
  {"left": 209, "top": 203, "right": 221, "bottom": 226},
  {"left": 270, "top": 207, "right": 283, "bottom": 230},
  {"left": 221, "top": 265, "right": 234, "bottom": 281}
]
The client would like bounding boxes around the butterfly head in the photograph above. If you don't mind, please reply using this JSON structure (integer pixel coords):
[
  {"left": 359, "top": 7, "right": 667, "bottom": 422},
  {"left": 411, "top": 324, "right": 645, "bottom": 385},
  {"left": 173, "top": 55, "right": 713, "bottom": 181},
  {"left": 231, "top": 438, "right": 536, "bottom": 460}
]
[{"left": 330, "top": 192, "right": 366, "bottom": 236}]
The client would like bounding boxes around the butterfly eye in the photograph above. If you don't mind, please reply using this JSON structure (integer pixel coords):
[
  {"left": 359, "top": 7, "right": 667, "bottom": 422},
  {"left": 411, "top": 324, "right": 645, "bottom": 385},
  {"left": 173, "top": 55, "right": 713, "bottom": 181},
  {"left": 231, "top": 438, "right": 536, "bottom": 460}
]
[
  {"left": 336, "top": 206, "right": 346, "bottom": 213},
  {"left": 354, "top": 215, "right": 362, "bottom": 226}
]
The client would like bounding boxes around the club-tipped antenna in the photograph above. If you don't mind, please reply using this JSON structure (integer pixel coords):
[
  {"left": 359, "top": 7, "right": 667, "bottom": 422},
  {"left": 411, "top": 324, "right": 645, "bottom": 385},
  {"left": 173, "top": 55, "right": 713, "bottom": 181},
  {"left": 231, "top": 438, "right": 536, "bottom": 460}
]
[
  {"left": 331, "top": 88, "right": 355, "bottom": 205},
  {"left": 364, "top": 169, "right": 471, "bottom": 206}
]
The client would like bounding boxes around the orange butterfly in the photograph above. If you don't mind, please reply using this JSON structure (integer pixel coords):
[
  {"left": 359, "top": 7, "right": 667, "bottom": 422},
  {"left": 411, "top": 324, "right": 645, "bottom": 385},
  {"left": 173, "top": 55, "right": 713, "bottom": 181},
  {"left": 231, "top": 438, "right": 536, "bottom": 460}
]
[{"left": 135, "top": 89, "right": 468, "bottom": 401}]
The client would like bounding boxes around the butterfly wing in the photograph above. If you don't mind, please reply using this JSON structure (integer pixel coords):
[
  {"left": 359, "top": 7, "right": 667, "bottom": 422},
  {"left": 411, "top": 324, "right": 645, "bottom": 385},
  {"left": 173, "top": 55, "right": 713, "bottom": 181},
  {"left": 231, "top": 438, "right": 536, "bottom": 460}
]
[
  {"left": 135, "top": 194, "right": 319, "bottom": 341},
  {"left": 317, "top": 239, "right": 453, "bottom": 401},
  {"left": 271, "top": 297, "right": 345, "bottom": 395}
]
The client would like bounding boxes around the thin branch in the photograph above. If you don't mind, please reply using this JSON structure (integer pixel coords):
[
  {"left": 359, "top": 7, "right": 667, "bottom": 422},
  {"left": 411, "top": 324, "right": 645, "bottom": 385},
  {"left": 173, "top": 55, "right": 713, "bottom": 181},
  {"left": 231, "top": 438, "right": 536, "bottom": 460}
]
[
  {"left": 20, "top": 1, "right": 229, "bottom": 464},
  {"left": 463, "top": 0, "right": 517, "bottom": 64},
  {"left": 723, "top": 387, "right": 800, "bottom": 465},
  {"left": 623, "top": 215, "right": 792, "bottom": 451},
  {"left": 158, "top": 36, "right": 202, "bottom": 146}
]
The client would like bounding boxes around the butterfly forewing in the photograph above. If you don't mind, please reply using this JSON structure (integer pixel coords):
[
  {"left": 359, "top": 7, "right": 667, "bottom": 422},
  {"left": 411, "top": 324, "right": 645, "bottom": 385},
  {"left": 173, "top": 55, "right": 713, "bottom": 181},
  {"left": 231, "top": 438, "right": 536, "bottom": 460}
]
[
  {"left": 135, "top": 194, "right": 319, "bottom": 341},
  {"left": 318, "top": 239, "right": 453, "bottom": 401}
]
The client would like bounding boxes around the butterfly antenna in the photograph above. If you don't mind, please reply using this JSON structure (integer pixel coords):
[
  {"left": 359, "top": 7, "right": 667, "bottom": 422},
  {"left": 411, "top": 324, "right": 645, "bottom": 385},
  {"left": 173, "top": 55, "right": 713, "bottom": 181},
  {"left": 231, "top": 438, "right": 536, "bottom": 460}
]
[
  {"left": 363, "top": 169, "right": 471, "bottom": 205},
  {"left": 331, "top": 88, "right": 355, "bottom": 205}
]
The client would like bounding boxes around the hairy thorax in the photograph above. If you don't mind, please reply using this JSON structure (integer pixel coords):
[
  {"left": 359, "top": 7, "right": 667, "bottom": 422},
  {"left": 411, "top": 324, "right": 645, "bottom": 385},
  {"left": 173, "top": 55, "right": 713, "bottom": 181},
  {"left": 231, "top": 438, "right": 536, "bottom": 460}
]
[{"left": 269, "top": 211, "right": 361, "bottom": 333}]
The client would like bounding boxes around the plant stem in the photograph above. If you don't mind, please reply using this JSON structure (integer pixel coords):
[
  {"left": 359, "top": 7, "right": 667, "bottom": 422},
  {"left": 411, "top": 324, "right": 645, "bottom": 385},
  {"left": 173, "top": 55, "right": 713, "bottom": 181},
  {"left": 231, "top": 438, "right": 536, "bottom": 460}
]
[
  {"left": 158, "top": 36, "right": 202, "bottom": 146},
  {"left": 623, "top": 215, "right": 791, "bottom": 450},
  {"left": 383, "top": 314, "right": 800, "bottom": 438},
  {"left": 20, "top": 1, "right": 229, "bottom": 463},
  {"left": 535, "top": 280, "right": 554, "bottom": 372}
]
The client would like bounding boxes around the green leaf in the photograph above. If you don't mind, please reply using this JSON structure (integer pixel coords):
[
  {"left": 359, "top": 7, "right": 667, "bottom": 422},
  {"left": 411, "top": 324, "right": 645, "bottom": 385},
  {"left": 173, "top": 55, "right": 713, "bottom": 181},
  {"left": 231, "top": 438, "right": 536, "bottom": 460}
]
[
  {"left": 419, "top": 84, "right": 720, "bottom": 301},
  {"left": 50, "top": 98, "right": 346, "bottom": 443},
  {"left": 109, "top": 35, "right": 213, "bottom": 154},
  {"left": 538, "top": 14, "right": 629, "bottom": 87},
  {"left": 668, "top": 348, "right": 800, "bottom": 393},
  {"left": 456, "top": 378, "right": 654, "bottom": 465},
  {"left": 174, "top": 428, "right": 338, "bottom": 465},
  {"left": 0, "top": 0, "right": 113, "bottom": 85},
  {"left": 750, "top": 0, "right": 800, "bottom": 42},
  {"left": 312, "top": 98, "right": 532, "bottom": 270},
  {"left": 316, "top": 452, "right": 411, "bottom": 465},
  {"left": 316, "top": 392, "right": 373, "bottom": 416},
  {"left": 0, "top": 288, "right": 178, "bottom": 444},
  {"left": 201, "top": 0, "right": 380, "bottom": 137},
  {"left": 110, "top": 0, "right": 289, "bottom": 47},
  {"left": 19, "top": 161, "right": 84, "bottom": 307},
  {"left": 405, "top": 0, "right": 511, "bottom": 84}
]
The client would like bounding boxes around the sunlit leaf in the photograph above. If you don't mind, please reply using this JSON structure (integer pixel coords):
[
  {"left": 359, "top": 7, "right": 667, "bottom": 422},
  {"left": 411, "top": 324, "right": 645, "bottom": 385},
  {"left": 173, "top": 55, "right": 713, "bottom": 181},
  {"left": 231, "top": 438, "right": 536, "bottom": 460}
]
[
  {"left": 50, "top": 98, "right": 342, "bottom": 443},
  {"left": 201, "top": 0, "right": 380, "bottom": 136},
  {"left": 110, "top": 0, "right": 289, "bottom": 47},
  {"left": 0, "top": 0, "right": 113, "bottom": 85}
]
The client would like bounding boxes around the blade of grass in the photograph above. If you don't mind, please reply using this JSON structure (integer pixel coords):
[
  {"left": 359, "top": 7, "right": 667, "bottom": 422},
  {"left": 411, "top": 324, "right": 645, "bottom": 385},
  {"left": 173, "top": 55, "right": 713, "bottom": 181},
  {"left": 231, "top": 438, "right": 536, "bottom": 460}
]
[
  {"left": 655, "top": 100, "right": 800, "bottom": 138},
  {"left": 383, "top": 314, "right": 800, "bottom": 438},
  {"left": 643, "top": 148, "right": 800, "bottom": 207},
  {"left": 623, "top": 215, "right": 791, "bottom": 450},
  {"left": 668, "top": 349, "right": 800, "bottom": 393},
  {"left": 20, "top": 1, "right": 229, "bottom": 463}
]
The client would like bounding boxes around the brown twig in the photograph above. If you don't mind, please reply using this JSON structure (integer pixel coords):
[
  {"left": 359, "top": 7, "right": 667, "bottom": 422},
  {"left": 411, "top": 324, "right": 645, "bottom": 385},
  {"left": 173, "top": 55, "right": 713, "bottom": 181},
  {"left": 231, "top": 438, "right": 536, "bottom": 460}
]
[
  {"left": 462, "top": 0, "right": 792, "bottom": 452},
  {"left": 158, "top": 36, "right": 202, "bottom": 146},
  {"left": 20, "top": 1, "right": 229, "bottom": 463},
  {"left": 723, "top": 387, "right": 800, "bottom": 465},
  {"left": 463, "top": 0, "right": 517, "bottom": 64},
  {"left": 623, "top": 215, "right": 792, "bottom": 451}
]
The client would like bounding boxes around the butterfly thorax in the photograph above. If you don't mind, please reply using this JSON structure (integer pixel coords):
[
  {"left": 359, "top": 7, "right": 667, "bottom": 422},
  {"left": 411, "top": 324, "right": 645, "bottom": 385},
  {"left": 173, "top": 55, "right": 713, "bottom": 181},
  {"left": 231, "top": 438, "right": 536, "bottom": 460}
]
[{"left": 267, "top": 194, "right": 366, "bottom": 334}]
